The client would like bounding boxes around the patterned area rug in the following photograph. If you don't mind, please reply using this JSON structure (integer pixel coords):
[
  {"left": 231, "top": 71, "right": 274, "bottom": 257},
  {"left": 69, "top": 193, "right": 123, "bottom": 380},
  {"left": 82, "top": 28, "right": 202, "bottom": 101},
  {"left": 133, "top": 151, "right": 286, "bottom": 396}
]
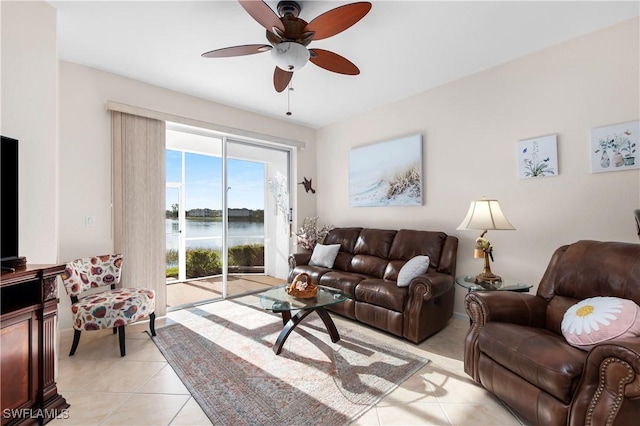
[{"left": 153, "top": 300, "right": 428, "bottom": 425}]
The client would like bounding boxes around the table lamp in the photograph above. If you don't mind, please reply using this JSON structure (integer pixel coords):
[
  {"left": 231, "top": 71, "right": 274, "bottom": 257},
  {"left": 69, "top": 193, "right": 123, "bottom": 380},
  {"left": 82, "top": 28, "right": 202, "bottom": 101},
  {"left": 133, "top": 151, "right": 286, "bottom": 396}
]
[{"left": 457, "top": 197, "right": 515, "bottom": 284}]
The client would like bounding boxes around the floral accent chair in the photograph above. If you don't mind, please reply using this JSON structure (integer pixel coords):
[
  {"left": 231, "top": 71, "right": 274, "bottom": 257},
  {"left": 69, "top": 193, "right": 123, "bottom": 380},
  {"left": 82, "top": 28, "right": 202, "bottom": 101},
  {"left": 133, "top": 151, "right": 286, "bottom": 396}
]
[{"left": 60, "top": 254, "right": 156, "bottom": 357}]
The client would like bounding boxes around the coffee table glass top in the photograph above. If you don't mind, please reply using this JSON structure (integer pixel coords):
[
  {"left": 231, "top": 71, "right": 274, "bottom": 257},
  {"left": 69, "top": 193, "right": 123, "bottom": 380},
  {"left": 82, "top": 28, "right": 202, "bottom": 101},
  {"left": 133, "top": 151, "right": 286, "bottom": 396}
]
[
  {"left": 260, "top": 284, "right": 349, "bottom": 312},
  {"left": 456, "top": 275, "right": 532, "bottom": 292}
]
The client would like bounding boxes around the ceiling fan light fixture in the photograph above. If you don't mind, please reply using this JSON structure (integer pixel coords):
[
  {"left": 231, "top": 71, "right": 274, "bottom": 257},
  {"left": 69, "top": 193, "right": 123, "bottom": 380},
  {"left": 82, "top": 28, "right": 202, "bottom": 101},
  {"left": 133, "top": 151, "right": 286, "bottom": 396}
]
[
  {"left": 204, "top": 1, "right": 372, "bottom": 92},
  {"left": 271, "top": 42, "right": 310, "bottom": 71}
]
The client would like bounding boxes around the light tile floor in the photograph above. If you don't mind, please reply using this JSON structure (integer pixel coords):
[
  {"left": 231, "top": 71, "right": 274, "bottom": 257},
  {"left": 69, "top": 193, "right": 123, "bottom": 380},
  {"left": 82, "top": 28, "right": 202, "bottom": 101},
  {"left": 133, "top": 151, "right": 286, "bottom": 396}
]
[
  {"left": 166, "top": 275, "right": 285, "bottom": 309},
  {"left": 52, "top": 295, "right": 529, "bottom": 425}
]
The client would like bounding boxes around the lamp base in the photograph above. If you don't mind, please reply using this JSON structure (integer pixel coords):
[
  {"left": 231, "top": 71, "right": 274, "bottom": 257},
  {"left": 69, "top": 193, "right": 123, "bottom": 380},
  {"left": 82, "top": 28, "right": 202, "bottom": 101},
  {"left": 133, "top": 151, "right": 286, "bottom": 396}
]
[
  {"left": 474, "top": 272, "right": 502, "bottom": 284},
  {"left": 475, "top": 247, "right": 502, "bottom": 285}
]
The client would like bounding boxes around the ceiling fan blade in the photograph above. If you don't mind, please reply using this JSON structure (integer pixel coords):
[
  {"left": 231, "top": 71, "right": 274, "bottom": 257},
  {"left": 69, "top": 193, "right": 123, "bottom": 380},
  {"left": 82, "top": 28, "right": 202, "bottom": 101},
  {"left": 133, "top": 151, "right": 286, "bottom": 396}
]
[
  {"left": 309, "top": 49, "right": 360, "bottom": 75},
  {"left": 202, "top": 44, "right": 271, "bottom": 58},
  {"left": 238, "top": 0, "right": 284, "bottom": 33},
  {"left": 304, "top": 2, "right": 372, "bottom": 41},
  {"left": 273, "top": 67, "right": 293, "bottom": 92}
]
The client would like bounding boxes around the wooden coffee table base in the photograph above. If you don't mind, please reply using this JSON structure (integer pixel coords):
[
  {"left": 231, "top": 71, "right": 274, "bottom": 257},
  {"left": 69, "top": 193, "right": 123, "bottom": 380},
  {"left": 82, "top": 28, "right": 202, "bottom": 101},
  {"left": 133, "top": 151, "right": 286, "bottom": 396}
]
[{"left": 273, "top": 307, "right": 340, "bottom": 355}]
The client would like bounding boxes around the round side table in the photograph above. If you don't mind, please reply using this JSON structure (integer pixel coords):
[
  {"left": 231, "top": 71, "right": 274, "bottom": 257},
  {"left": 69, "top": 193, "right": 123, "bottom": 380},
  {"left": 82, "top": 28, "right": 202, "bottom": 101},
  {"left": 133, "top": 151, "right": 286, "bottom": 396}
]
[{"left": 455, "top": 275, "right": 532, "bottom": 293}]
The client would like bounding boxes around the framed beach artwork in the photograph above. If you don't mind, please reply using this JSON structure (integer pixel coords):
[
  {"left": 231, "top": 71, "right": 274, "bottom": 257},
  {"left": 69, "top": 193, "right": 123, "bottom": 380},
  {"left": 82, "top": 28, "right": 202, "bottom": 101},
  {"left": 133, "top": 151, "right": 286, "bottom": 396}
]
[
  {"left": 348, "top": 134, "right": 423, "bottom": 207},
  {"left": 591, "top": 120, "right": 639, "bottom": 173},
  {"left": 517, "top": 134, "right": 558, "bottom": 179}
]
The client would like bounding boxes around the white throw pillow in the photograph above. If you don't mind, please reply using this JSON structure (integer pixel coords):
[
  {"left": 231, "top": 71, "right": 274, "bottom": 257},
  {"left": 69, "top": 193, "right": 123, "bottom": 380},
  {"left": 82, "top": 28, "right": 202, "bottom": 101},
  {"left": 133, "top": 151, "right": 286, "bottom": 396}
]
[
  {"left": 309, "top": 244, "right": 341, "bottom": 268},
  {"left": 397, "top": 256, "right": 430, "bottom": 287}
]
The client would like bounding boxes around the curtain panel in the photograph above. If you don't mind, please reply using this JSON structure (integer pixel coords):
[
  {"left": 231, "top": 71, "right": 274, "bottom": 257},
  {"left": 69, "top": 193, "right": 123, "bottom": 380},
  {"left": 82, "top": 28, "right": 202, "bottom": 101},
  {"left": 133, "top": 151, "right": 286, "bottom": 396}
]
[{"left": 112, "top": 112, "right": 166, "bottom": 317}]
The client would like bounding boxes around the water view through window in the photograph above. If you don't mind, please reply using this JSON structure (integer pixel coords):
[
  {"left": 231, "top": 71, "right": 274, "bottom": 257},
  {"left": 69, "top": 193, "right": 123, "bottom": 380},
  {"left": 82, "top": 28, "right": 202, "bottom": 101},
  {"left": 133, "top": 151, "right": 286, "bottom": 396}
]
[
  {"left": 166, "top": 147, "right": 266, "bottom": 281},
  {"left": 165, "top": 221, "right": 265, "bottom": 252}
]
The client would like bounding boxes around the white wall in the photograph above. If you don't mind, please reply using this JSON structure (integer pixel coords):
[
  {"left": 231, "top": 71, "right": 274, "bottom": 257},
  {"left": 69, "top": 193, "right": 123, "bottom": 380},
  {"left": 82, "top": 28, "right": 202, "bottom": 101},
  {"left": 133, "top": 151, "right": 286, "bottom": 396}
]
[
  {"left": 1, "top": 1, "right": 58, "bottom": 263},
  {"left": 315, "top": 18, "right": 640, "bottom": 316}
]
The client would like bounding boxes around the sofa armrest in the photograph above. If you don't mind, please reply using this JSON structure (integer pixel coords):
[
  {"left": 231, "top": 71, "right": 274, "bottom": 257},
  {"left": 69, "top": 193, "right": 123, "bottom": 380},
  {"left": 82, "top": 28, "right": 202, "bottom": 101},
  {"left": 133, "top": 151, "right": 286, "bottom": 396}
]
[
  {"left": 288, "top": 252, "right": 311, "bottom": 270},
  {"left": 410, "top": 272, "right": 453, "bottom": 300},
  {"left": 464, "top": 291, "right": 548, "bottom": 382},
  {"left": 402, "top": 272, "right": 455, "bottom": 343},
  {"left": 569, "top": 338, "right": 640, "bottom": 426},
  {"left": 288, "top": 252, "right": 312, "bottom": 282}
]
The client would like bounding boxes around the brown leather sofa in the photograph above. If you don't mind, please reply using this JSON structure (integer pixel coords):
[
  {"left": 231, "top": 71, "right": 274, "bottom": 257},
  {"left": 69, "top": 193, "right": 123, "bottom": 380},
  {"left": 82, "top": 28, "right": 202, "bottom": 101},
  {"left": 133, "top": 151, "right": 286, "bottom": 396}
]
[
  {"left": 465, "top": 240, "right": 640, "bottom": 425},
  {"left": 288, "top": 227, "right": 458, "bottom": 343}
]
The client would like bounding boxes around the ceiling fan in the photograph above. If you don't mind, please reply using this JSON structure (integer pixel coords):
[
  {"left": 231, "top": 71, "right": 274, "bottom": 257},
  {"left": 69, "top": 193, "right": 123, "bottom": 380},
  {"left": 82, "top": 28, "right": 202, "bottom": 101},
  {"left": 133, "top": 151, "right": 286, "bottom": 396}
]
[{"left": 202, "top": 0, "right": 372, "bottom": 93}]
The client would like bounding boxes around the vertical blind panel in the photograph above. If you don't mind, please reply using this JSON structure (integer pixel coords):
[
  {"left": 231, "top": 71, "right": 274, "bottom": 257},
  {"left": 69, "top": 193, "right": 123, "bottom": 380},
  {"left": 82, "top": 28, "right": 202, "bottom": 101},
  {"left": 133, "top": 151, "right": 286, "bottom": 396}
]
[{"left": 112, "top": 111, "right": 166, "bottom": 317}]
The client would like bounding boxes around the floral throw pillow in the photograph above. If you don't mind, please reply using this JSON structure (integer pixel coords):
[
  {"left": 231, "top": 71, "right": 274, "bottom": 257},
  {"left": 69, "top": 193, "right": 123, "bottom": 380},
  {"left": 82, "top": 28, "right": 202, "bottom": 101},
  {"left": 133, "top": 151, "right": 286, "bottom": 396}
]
[{"left": 561, "top": 296, "right": 640, "bottom": 351}]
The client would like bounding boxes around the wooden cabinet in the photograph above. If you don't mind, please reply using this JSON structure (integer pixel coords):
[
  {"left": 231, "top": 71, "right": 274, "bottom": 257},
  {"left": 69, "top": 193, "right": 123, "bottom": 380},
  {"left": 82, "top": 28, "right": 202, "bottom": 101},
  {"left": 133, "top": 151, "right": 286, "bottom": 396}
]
[{"left": 1, "top": 265, "right": 68, "bottom": 425}]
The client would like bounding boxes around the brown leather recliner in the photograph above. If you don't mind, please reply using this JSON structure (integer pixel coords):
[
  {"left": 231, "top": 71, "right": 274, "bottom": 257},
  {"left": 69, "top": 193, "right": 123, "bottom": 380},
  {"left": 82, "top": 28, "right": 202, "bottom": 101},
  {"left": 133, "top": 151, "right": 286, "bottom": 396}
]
[{"left": 464, "top": 240, "right": 640, "bottom": 425}]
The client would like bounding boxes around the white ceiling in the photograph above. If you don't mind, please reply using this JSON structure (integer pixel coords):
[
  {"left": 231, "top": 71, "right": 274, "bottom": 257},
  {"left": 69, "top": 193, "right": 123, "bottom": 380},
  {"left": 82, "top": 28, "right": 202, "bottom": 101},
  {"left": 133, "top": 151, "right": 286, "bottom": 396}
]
[{"left": 50, "top": 1, "right": 639, "bottom": 129}]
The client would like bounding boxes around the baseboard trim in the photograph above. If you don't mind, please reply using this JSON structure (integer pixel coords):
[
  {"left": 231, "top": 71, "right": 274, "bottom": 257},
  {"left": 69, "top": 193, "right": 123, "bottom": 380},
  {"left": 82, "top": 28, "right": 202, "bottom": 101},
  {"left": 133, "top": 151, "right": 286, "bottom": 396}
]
[{"left": 453, "top": 311, "right": 469, "bottom": 321}]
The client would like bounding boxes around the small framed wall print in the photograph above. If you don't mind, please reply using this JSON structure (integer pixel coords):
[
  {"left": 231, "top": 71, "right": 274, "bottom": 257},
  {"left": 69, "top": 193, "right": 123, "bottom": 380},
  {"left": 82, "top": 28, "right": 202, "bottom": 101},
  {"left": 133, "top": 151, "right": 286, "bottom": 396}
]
[
  {"left": 591, "top": 120, "right": 639, "bottom": 173},
  {"left": 517, "top": 134, "right": 558, "bottom": 179}
]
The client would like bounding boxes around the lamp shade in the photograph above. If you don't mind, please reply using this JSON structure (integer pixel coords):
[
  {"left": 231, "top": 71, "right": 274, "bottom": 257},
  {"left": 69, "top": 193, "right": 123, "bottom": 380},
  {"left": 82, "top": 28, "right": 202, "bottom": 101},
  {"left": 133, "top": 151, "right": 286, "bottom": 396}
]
[
  {"left": 457, "top": 198, "right": 515, "bottom": 231},
  {"left": 271, "top": 42, "right": 310, "bottom": 71}
]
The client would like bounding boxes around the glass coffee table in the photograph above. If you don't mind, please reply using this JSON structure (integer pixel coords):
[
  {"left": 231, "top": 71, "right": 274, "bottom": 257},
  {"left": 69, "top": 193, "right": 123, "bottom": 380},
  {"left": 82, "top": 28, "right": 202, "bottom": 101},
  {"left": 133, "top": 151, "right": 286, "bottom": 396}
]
[{"left": 260, "top": 284, "right": 350, "bottom": 355}]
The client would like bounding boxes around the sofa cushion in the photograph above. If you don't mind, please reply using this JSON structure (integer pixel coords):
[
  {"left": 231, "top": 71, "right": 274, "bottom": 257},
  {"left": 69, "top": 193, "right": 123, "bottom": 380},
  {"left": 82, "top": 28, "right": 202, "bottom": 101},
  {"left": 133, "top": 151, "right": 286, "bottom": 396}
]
[
  {"left": 332, "top": 252, "right": 354, "bottom": 272},
  {"left": 319, "top": 271, "right": 368, "bottom": 298},
  {"left": 355, "top": 279, "right": 407, "bottom": 312},
  {"left": 350, "top": 254, "right": 389, "bottom": 278},
  {"left": 478, "top": 322, "right": 586, "bottom": 404},
  {"left": 388, "top": 230, "right": 447, "bottom": 270},
  {"left": 323, "top": 227, "right": 362, "bottom": 253},
  {"left": 309, "top": 243, "right": 340, "bottom": 268},
  {"left": 397, "top": 255, "right": 430, "bottom": 287},
  {"left": 561, "top": 296, "right": 640, "bottom": 350},
  {"left": 383, "top": 260, "right": 404, "bottom": 281},
  {"left": 354, "top": 229, "right": 397, "bottom": 258}
]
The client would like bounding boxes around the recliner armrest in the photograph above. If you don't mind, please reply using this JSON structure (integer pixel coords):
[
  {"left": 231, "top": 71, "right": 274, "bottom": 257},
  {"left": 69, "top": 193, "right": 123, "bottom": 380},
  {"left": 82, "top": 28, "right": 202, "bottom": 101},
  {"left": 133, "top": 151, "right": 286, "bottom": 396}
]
[
  {"left": 569, "top": 337, "right": 640, "bottom": 425},
  {"left": 464, "top": 291, "right": 548, "bottom": 382},
  {"left": 465, "top": 291, "right": 547, "bottom": 328}
]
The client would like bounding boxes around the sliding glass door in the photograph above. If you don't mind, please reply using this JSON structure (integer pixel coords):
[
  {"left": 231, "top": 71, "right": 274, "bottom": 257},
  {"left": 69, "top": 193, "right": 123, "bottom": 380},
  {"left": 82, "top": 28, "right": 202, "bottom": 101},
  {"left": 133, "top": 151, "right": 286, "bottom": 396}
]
[
  {"left": 165, "top": 184, "right": 182, "bottom": 282},
  {"left": 165, "top": 126, "right": 291, "bottom": 308},
  {"left": 183, "top": 151, "right": 224, "bottom": 282},
  {"left": 227, "top": 140, "right": 291, "bottom": 280}
]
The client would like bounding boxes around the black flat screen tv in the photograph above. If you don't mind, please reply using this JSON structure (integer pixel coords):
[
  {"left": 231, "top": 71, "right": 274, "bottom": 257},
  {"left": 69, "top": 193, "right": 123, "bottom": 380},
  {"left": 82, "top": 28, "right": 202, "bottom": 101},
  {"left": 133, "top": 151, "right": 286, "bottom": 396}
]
[{"left": 1, "top": 135, "right": 20, "bottom": 265}]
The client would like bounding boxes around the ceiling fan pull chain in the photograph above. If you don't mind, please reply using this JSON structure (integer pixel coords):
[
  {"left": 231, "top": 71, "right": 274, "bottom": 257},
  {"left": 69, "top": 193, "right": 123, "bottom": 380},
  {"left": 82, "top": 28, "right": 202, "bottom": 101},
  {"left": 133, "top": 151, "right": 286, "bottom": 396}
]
[{"left": 286, "top": 78, "right": 294, "bottom": 116}]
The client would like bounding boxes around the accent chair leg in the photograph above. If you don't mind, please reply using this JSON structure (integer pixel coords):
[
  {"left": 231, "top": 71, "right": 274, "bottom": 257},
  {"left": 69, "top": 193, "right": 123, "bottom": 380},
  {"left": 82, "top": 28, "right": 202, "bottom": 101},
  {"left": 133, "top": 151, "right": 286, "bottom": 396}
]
[
  {"left": 69, "top": 329, "right": 82, "bottom": 356},
  {"left": 118, "top": 325, "right": 126, "bottom": 357},
  {"left": 149, "top": 312, "right": 156, "bottom": 336},
  {"left": 113, "top": 327, "right": 117, "bottom": 334}
]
